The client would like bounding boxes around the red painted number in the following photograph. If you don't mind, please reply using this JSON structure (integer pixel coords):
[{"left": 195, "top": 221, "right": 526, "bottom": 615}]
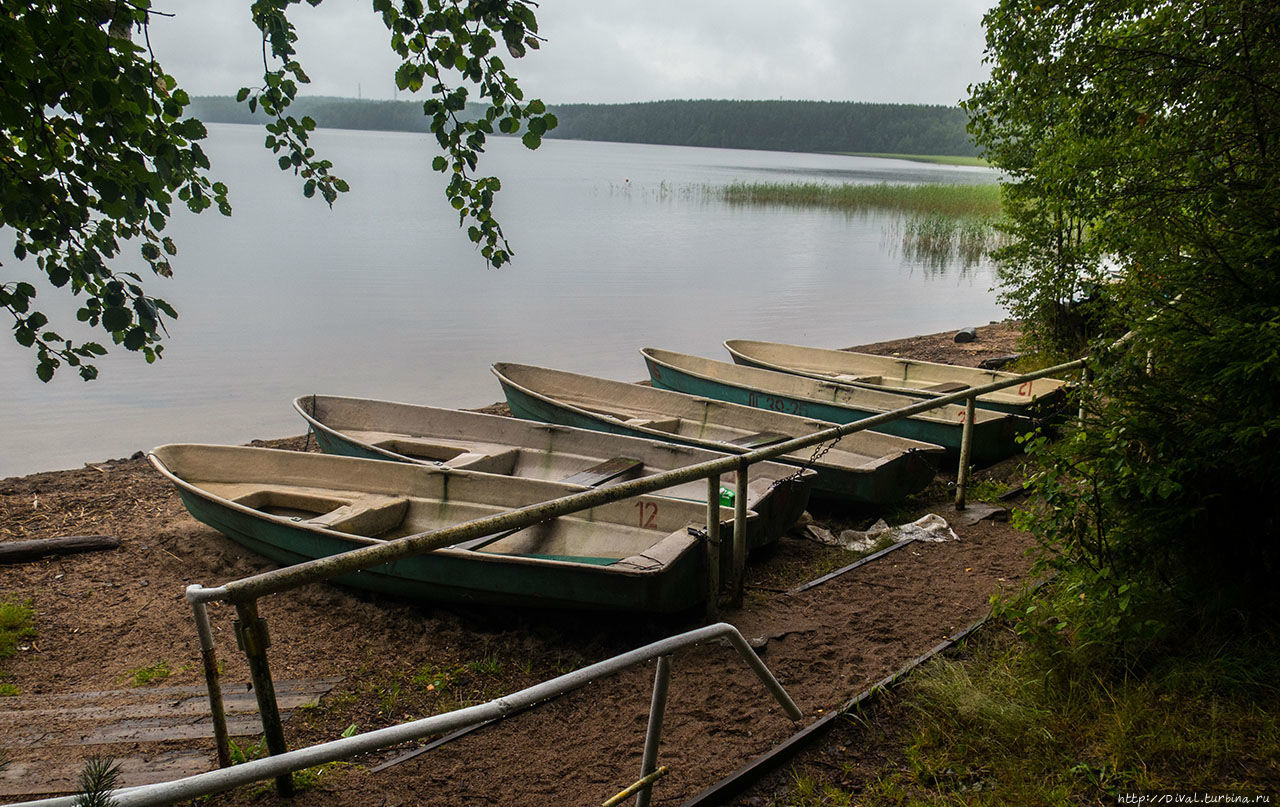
[
  {"left": 1017, "top": 381, "right": 1033, "bottom": 397},
  {"left": 634, "top": 500, "right": 659, "bottom": 528}
]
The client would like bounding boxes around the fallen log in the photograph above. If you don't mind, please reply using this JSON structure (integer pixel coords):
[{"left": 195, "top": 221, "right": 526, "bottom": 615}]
[{"left": 0, "top": 535, "right": 120, "bottom": 564}]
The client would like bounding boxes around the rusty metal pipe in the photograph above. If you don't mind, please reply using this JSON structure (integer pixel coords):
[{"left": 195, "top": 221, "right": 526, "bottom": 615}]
[
  {"left": 187, "top": 590, "right": 231, "bottom": 769},
  {"left": 635, "top": 656, "right": 671, "bottom": 807},
  {"left": 954, "top": 396, "right": 976, "bottom": 510},
  {"left": 704, "top": 474, "right": 721, "bottom": 621}
]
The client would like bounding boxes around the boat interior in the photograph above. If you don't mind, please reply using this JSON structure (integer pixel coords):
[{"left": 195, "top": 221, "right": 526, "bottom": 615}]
[{"left": 195, "top": 478, "right": 691, "bottom": 565}]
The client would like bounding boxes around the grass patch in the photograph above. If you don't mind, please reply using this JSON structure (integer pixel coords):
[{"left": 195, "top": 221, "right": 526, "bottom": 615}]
[
  {"left": 719, "top": 181, "right": 1002, "bottom": 218},
  {"left": 0, "top": 597, "right": 36, "bottom": 659},
  {"left": 123, "top": 661, "right": 170, "bottom": 687},
  {"left": 768, "top": 621, "right": 1280, "bottom": 805},
  {"left": 836, "top": 152, "right": 991, "bottom": 167},
  {"left": 0, "top": 683, "right": 19, "bottom": 696}
]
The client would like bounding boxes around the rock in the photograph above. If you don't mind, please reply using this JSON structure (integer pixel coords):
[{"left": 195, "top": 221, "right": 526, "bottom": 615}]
[
  {"left": 953, "top": 502, "right": 1010, "bottom": 525},
  {"left": 954, "top": 327, "right": 978, "bottom": 343}
]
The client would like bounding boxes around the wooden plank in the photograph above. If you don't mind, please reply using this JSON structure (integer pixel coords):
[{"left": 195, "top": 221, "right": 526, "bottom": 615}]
[
  {"left": 0, "top": 677, "right": 342, "bottom": 748},
  {"left": 921, "top": 381, "right": 970, "bottom": 394},
  {"left": 6, "top": 676, "right": 343, "bottom": 706},
  {"left": 3, "top": 713, "right": 274, "bottom": 747},
  {"left": 0, "top": 535, "right": 119, "bottom": 564},
  {"left": 726, "top": 431, "right": 790, "bottom": 449},
  {"left": 2, "top": 689, "right": 329, "bottom": 726},
  {"left": 559, "top": 457, "right": 643, "bottom": 487},
  {"left": 0, "top": 750, "right": 211, "bottom": 797}
]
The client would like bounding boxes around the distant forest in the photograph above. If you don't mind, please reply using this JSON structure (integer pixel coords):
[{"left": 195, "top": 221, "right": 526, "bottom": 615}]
[{"left": 188, "top": 96, "right": 978, "bottom": 156}]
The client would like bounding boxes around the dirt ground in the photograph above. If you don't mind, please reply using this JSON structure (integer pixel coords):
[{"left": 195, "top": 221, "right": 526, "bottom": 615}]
[{"left": 0, "top": 323, "right": 1035, "bottom": 805}]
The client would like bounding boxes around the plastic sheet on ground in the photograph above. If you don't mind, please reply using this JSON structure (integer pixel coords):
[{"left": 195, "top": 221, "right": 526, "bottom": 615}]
[{"left": 806, "top": 513, "right": 959, "bottom": 552}]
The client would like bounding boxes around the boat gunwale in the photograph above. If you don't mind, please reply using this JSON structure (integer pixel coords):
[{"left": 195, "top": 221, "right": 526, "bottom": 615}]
[
  {"left": 723, "top": 338, "right": 1064, "bottom": 407},
  {"left": 490, "top": 362, "right": 942, "bottom": 473},
  {"left": 147, "top": 445, "right": 706, "bottom": 577},
  {"left": 290, "top": 394, "right": 815, "bottom": 491},
  {"left": 642, "top": 347, "right": 1007, "bottom": 428}
]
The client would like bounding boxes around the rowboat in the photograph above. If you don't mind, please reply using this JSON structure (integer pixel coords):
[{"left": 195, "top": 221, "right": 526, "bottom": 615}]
[
  {"left": 150, "top": 444, "right": 743, "bottom": 613},
  {"left": 642, "top": 348, "right": 1021, "bottom": 465},
  {"left": 292, "top": 394, "right": 813, "bottom": 546},
  {"left": 724, "top": 339, "right": 1067, "bottom": 416},
  {"left": 491, "top": 362, "right": 944, "bottom": 505}
]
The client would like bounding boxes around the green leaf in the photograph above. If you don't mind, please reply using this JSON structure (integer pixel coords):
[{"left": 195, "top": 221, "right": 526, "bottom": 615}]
[
  {"left": 123, "top": 327, "right": 148, "bottom": 351},
  {"left": 102, "top": 306, "right": 132, "bottom": 332}
]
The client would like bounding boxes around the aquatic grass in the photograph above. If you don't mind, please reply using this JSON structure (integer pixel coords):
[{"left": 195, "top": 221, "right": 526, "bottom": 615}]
[
  {"left": 835, "top": 152, "right": 991, "bottom": 167},
  {"left": 719, "top": 181, "right": 1002, "bottom": 218}
]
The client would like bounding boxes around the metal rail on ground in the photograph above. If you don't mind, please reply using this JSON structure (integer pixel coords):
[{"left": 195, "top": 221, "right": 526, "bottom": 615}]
[
  {"left": 26, "top": 357, "right": 1083, "bottom": 803},
  {"left": 2, "top": 623, "right": 802, "bottom": 807}
]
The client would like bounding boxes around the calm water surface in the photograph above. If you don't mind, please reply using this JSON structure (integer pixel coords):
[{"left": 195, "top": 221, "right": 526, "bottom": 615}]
[{"left": 1, "top": 126, "right": 1002, "bottom": 477}]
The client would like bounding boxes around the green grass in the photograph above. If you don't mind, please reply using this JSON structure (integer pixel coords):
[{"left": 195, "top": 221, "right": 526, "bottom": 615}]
[
  {"left": 836, "top": 152, "right": 991, "bottom": 167},
  {"left": 123, "top": 661, "right": 170, "bottom": 687},
  {"left": 770, "top": 622, "right": 1280, "bottom": 805},
  {"left": 0, "top": 597, "right": 36, "bottom": 659},
  {"left": 720, "top": 181, "right": 1002, "bottom": 217}
]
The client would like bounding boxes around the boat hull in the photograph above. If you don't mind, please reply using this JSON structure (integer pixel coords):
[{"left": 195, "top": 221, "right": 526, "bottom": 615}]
[
  {"left": 643, "top": 349, "right": 1022, "bottom": 465},
  {"left": 152, "top": 445, "right": 716, "bottom": 613},
  {"left": 725, "top": 338, "right": 1067, "bottom": 417},
  {"left": 294, "top": 395, "right": 813, "bottom": 548},
  {"left": 494, "top": 364, "right": 941, "bottom": 505}
]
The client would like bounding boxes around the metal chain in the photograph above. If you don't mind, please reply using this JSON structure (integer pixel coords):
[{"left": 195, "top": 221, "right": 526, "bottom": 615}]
[{"left": 766, "top": 433, "right": 844, "bottom": 492}]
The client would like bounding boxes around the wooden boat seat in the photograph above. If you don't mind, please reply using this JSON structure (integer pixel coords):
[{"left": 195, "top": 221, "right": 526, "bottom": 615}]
[
  {"left": 307, "top": 495, "right": 410, "bottom": 537},
  {"left": 370, "top": 437, "right": 471, "bottom": 463},
  {"left": 625, "top": 417, "right": 681, "bottom": 433},
  {"left": 224, "top": 486, "right": 409, "bottom": 538},
  {"left": 921, "top": 381, "right": 970, "bottom": 394},
  {"left": 441, "top": 448, "right": 520, "bottom": 475},
  {"left": 560, "top": 457, "right": 644, "bottom": 487},
  {"left": 832, "top": 373, "right": 881, "bottom": 385},
  {"left": 727, "top": 431, "right": 791, "bottom": 449}
]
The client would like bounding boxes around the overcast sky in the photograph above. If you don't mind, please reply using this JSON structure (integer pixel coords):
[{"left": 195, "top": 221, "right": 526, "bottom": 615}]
[{"left": 150, "top": 0, "right": 994, "bottom": 107}]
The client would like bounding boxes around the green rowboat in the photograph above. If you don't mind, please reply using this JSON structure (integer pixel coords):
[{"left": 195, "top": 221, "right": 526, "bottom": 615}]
[
  {"left": 642, "top": 347, "right": 1023, "bottom": 465},
  {"left": 150, "top": 444, "right": 742, "bottom": 613},
  {"left": 491, "top": 362, "right": 944, "bottom": 505},
  {"left": 292, "top": 394, "right": 813, "bottom": 546},
  {"left": 724, "top": 338, "right": 1067, "bottom": 416}
]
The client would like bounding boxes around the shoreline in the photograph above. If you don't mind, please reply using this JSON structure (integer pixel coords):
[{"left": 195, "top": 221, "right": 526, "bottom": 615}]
[
  {"left": 0, "top": 322, "right": 1031, "bottom": 802},
  {"left": 2, "top": 322, "right": 1021, "bottom": 484}
]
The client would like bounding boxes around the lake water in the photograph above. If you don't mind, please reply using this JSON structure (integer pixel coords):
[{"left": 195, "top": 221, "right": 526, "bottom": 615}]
[{"left": 1, "top": 125, "right": 1001, "bottom": 478}]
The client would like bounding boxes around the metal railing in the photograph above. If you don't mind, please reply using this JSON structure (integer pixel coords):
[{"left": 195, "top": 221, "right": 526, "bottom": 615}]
[
  {"left": 8, "top": 357, "right": 1086, "bottom": 807},
  {"left": 3, "top": 623, "right": 802, "bottom": 807}
]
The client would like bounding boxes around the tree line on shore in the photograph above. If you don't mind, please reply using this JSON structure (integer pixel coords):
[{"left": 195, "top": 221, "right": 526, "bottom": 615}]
[{"left": 186, "top": 96, "right": 978, "bottom": 156}]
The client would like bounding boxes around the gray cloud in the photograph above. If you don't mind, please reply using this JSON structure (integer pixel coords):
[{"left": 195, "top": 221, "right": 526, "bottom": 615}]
[{"left": 149, "top": 0, "right": 992, "bottom": 106}]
